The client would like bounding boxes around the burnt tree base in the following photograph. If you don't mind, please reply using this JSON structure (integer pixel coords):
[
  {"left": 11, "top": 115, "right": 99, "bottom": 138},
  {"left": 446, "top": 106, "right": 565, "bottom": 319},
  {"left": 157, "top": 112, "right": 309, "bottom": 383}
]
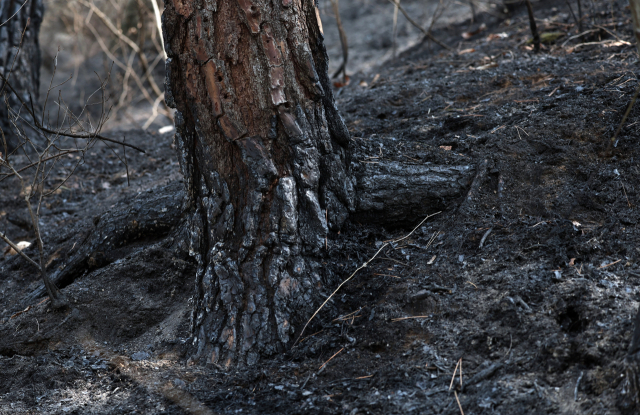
[{"left": 23, "top": 161, "right": 472, "bottom": 305}]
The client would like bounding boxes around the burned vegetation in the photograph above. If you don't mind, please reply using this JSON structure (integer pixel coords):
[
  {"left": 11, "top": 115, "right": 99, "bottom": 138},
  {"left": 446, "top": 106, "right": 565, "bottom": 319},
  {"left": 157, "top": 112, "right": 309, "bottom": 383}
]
[{"left": 2, "top": 0, "right": 640, "bottom": 414}]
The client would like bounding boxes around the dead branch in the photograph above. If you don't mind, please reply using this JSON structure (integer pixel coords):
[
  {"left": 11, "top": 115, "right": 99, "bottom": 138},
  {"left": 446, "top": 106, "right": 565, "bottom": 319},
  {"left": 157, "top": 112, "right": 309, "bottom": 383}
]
[
  {"left": 386, "top": 0, "right": 451, "bottom": 51},
  {"left": 0, "top": 72, "right": 144, "bottom": 153},
  {"left": 0, "top": 47, "right": 143, "bottom": 309},
  {"left": 329, "top": 0, "right": 349, "bottom": 82},
  {"left": 525, "top": 0, "right": 541, "bottom": 52},
  {"left": 79, "top": 0, "right": 167, "bottom": 110}
]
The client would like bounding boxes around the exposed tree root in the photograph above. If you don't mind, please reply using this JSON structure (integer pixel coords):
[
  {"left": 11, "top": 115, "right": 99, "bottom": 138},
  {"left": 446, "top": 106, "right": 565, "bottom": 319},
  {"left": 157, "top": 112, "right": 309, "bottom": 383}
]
[
  {"left": 22, "top": 182, "right": 186, "bottom": 306},
  {"left": 22, "top": 157, "right": 474, "bottom": 310}
]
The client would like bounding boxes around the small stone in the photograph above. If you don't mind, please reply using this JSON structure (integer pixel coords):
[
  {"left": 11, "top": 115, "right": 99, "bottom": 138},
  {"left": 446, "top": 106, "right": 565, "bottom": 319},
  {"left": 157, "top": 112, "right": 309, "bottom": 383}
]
[{"left": 131, "top": 351, "right": 150, "bottom": 361}]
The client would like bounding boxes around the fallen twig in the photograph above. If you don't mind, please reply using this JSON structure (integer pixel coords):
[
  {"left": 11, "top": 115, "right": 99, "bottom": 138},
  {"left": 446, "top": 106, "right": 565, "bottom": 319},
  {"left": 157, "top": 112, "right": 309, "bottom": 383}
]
[
  {"left": 319, "top": 348, "right": 344, "bottom": 370},
  {"left": 479, "top": 227, "right": 492, "bottom": 248},
  {"left": 599, "top": 259, "right": 621, "bottom": 269},
  {"left": 608, "top": 83, "right": 640, "bottom": 153},
  {"left": 454, "top": 390, "right": 465, "bottom": 415},
  {"left": 295, "top": 211, "right": 441, "bottom": 344},
  {"left": 391, "top": 315, "right": 430, "bottom": 322},
  {"left": 449, "top": 358, "right": 463, "bottom": 391},
  {"left": 574, "top": 371, "right": 584, "bottom": 401}
]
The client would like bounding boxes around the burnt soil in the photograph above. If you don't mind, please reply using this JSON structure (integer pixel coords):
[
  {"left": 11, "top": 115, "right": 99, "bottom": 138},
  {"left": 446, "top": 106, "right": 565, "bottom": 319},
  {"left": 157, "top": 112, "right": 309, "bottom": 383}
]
[{"left": 2, "top": 0, "right": 640, "bottom": 413}]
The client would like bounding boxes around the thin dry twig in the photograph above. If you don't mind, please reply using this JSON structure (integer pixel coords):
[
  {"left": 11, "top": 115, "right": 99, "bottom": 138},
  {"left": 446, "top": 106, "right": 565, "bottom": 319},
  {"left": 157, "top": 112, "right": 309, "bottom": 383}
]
[
  {"left": 0, "top": 0, "right": 29, "bottom": 29},
  {"left": 479, "top": 227, "right": 492, "bottom": 248},
  {"left": 391, "top": 315, "right": 430, "bottom": 322},
  {"left": 608, "top": 83, "right": 640, "bottom": 153},
  {"left": 0, "top": 229, "right": 39, "bottom": 268},
  {"left": 0, "top": 37, "right": 136, "bottom": 308},
  {"left": 385, "top": 0, "right": 451, "bottom": 51},
  {"left": 454, "top": 390, "right": 465, "bottom": 415},
  {"left": 0, "top": 72, "right": 143, "bottom": 153},
  {"left": 295, "top": 211, "right": 442, "bottom": 344},
  {"left": 319, "top": 348, "right": 344, "bottom": 370},
  {"left": 599, "top": 259, "right": 621, "bottom": 269},
  {"left": 450, "top": 359, "right": 461, "bottom": 391},
  {"left": 79, "top": 0, "right": 164, "bottom": 99},
  {"left": 63, "top": 0, "right": 171, "bottom": 127}
]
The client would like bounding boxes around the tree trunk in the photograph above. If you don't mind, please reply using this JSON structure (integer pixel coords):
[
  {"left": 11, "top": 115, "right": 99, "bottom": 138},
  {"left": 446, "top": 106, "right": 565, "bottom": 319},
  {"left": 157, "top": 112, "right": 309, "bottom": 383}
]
[
  {"left": 0, "top": 0, "right": 43, "bottom": 150},
  {"left": 163, "top": 0, "right": 354, "bottom": 366}
]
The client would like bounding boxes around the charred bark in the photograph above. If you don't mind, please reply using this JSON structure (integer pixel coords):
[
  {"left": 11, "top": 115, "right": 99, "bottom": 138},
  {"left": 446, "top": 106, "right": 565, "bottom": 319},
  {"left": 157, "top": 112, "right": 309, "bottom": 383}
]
[
  {"left": 20, "top": 157, "right": 473, "bottom": 304},
  {"left": 0, "top": 0, "right": 43, "bottom": 150},
  {"left": 163, "top": 0, "right": 354, "bottom": 366},
  {"left": 23, "top": 182, "right": 185, "bottom": 306},
  {"left": 19, "top": 0, "right": 475, "bottom": 363},
  {"left": 352, "top": 161, "right": 474, "bottom": 225}
]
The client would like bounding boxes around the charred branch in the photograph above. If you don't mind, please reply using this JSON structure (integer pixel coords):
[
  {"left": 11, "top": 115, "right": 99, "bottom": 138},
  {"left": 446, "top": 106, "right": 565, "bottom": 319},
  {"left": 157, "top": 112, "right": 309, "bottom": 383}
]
[{"left": 525, "top": 0, "right": 541, "bottom": 52}]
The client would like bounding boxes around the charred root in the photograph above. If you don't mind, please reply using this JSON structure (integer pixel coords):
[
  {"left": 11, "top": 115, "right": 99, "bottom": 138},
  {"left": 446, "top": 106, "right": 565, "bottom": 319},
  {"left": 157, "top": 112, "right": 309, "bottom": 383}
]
[
  {"left": 352, "top": 160, "right": 475, "bottom": 226},
  {"left": 22, "top": 182, "right": 186, "bottom": 306}
]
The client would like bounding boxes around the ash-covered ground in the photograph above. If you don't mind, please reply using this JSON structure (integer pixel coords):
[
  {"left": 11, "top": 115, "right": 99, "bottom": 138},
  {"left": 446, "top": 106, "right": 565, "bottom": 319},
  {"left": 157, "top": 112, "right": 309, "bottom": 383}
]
[{"left": 2, "top": 0, "right": 640, "bottom": 413}]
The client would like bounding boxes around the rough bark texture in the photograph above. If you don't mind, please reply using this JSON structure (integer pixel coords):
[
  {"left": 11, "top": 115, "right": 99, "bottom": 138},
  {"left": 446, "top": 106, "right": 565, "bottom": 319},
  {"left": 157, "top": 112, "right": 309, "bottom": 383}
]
[
  {"left": 163, "top": 0, "right": 353, "bottom": 365},
  {"left": 0, "top": 0, "right": 43, "bottom": 150}
]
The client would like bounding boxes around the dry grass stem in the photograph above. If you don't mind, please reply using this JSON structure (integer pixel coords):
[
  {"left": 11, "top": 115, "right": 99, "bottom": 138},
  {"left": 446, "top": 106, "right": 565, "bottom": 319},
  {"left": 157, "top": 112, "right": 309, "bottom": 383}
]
[
  {"left": 454, "top": 390, "right": 465, "bottom": 415},
  {"left": 294, "top": 211, "right": 441, "bottom": 344},
  {"left": 599, "top": 259, "right": 621, "bottom": 269},
  {"left": 449, "top": 359, "right": 460, "bottom": 391},
  {"left": 319, "top": 348, "right": 344, "bottom": 370}
]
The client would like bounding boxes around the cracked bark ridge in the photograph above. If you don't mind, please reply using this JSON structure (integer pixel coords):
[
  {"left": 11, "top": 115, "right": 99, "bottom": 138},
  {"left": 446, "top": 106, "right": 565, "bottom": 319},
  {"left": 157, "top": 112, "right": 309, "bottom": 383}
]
[
  {"left": 164, "top": 0, "right": 353, "bottom": 366},
  {"left": 0, "top": 0, "right": 43, "bottom": 149},
  {"left": 23, "top": 182, "right": 185, "bottom": 306}
]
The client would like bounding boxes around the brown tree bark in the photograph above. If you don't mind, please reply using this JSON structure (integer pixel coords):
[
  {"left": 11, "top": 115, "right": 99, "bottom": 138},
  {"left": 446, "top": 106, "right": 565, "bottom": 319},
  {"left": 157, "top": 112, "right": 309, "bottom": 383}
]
[
  {"left": 0, "top": 0, "right": 43, "bottom": 150},
  {"left": 163, "top": 0, "right": 354, "bottom": 366}
]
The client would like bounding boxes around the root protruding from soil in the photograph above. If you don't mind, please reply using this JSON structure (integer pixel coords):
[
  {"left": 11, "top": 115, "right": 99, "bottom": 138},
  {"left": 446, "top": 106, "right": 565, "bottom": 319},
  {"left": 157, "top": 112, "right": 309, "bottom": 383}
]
[{"left": 22, "top": 182, "right": 186, "bottom": 307}]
